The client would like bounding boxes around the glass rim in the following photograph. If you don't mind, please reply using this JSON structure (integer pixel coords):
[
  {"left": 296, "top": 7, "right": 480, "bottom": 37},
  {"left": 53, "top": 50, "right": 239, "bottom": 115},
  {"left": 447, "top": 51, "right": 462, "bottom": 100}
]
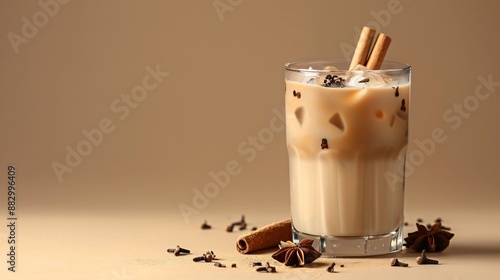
[{"left": 285, "top": 60, "right": 411, "bottom": 73}]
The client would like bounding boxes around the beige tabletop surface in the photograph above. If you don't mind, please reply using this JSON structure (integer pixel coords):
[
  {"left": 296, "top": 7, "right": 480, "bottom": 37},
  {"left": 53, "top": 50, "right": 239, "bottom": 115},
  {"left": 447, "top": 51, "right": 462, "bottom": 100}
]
[{"left": 1, "top": 204, "right": 498, "bottom": 279}]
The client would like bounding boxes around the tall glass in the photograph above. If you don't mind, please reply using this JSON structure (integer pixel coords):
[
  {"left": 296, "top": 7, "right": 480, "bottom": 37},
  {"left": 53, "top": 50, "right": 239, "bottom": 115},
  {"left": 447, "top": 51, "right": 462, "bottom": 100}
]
[{"left": 285, "top": 60, "right": 411, "bottom": 256}]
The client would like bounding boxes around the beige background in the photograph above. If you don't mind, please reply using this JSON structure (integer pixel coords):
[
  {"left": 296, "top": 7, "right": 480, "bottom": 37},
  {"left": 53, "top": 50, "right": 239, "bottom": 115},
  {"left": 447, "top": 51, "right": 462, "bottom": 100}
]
[{"left": 1, "top": 0, "right": 500, "bottom": 279}]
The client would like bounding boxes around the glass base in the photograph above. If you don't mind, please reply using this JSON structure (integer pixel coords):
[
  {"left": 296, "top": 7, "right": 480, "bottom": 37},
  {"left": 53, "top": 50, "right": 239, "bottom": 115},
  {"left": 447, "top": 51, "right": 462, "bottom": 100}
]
[{"left": 292, "top": 224, "right": 404, "bottom": 257}]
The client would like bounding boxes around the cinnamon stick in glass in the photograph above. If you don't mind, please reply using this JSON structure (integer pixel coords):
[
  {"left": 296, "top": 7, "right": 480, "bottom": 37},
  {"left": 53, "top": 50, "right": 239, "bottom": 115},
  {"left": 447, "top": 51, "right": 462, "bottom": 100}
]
[
  {"left": 349, "top": 26, "right": 376, "bottom": 70},
  {"left": 365, "top": 33, "right": 392, "bottom": 70}
]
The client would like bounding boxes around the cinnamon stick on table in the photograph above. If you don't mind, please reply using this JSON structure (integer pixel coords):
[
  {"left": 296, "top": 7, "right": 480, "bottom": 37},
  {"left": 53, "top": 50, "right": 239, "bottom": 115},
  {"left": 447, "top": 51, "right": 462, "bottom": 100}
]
[
  {"left": 236, "top": 219, "right": 292, "bottom": 254},
  {"left": 349, "top": 26, "right": 376, "bottom": 70}
]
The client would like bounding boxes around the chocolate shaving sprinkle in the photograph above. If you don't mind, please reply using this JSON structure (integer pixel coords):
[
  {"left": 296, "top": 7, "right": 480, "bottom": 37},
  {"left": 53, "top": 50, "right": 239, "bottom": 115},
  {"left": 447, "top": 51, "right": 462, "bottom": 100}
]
[
  {"left": 401, "top": 99, "right": 406, "bottom": 111},
  {"left": 358, "top": 77, "right": 370, "bottom": 83},
  {"left": 395, "top": 86, "right": 400, "bottom": 97},
  {"left": 293, "top": 90, "right": 301, "bottom": 98}
]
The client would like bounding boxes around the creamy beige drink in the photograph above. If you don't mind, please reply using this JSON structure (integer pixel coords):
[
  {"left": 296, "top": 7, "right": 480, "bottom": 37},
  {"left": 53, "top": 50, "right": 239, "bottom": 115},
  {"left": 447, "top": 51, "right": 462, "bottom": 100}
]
[{"left": 285, "top": 60, "right": 411, "bottom": 256}]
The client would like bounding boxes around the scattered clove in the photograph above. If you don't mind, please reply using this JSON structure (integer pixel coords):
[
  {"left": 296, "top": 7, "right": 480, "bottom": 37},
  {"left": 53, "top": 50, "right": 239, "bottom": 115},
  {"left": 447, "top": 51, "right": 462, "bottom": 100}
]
[
  {"left": 239, "top": 223, "right": 247, "bottom": 230},
  {"left": 192, "top": 251, "right": 216, "bottom": 262},
  {"left": 391, "top": 258, "right": 409, "bottom": 267},
  {"left": 214, "top": 262, "right": 226, "bottom": 268},
  {"left": 326, "top": 262, "right": 336, "bottom": 273},
  {"left": 239, "top": 215, "right": 247, "bottom": 230},
  {"left": 266, "top": 266, "right": 277, "bottom": 273},
  {"left": 321, "top": 138, "right": 329, "bottom": 149},
  {"left": 167, "top": 245, "right": 190, "bottom": 256},
  {"left": 192, "top": 256, "right": 205, "bottom": 262},
  {"left": 416, "top": 250, "right": 439, "bottom": 265},
  {"left": 441, "top": 225, "right": 451, "bottom": 231},
  {"left": 204, "top": 251, "right": 215, "bottom": 262},
  {"left": 201, "top": 220, "right": 211, "bottom": 230},
  {"left": 226, "top": 215, "right": 247, "bottom": 232},
  {"left": 293, "top": 90, "right": 301, "bottom": 98},
  {"left": 256, "top": 267, "right": 268, "bottom": 273},
  {"left": 256, "top": 262, "right": 276, "bottom": 273},
  {"left": 252, "top": 262, "right": 263, "bottom": 267},
  {"left": 433, "top": 217, "right": 452, "bottom": 229},
  {"left": 322, "top": 74, "right": 345, "bottom": 88}
]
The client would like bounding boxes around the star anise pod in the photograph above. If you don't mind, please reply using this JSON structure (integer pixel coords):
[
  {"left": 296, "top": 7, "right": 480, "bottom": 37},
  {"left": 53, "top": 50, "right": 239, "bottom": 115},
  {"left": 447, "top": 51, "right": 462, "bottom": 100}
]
[
  {"left": 271, "top": 238, "right": 322, "bottom": 267},
  {"left": 404, "top": 223, "right": 454, "bottom": 252}
]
